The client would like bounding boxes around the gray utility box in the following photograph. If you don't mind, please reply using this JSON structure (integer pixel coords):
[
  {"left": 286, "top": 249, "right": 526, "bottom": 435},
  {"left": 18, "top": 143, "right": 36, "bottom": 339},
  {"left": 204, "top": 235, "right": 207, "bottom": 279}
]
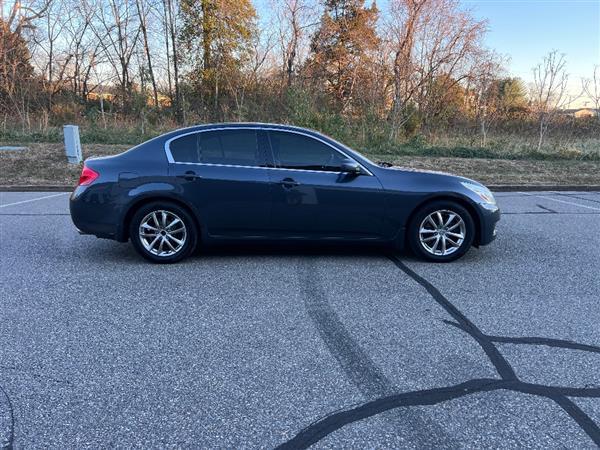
[{"left": 64, "top": 125, "right": 83, "bottom": 164}]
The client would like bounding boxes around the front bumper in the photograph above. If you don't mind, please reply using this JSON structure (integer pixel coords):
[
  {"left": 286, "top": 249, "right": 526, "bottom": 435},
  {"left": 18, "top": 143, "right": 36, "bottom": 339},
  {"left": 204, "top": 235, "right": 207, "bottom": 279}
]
[{"left": 478, "top": 203, "right": 500, "bottom": 246}]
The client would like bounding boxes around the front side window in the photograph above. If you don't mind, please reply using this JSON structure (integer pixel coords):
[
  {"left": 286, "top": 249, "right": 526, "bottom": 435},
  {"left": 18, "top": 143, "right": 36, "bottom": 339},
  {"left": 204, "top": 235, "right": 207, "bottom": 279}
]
[
  {"left": 169, "top": 129, "right": 259, "bottom": 166},
  {"left": 268, "top": 131, "right": 345, "bottom": 172}
]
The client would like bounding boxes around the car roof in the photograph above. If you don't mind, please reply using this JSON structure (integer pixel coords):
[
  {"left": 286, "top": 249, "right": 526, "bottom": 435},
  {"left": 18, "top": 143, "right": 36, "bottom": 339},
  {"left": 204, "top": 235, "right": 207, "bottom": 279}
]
[{"left": 166, "top": 122, "right": 318, "bottom": 135}]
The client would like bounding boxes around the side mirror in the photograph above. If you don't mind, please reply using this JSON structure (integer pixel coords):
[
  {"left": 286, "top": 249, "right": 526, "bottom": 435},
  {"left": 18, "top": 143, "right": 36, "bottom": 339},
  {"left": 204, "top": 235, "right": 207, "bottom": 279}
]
[{"left": 340, "top": 159, "right": 361, "bottom": 175}]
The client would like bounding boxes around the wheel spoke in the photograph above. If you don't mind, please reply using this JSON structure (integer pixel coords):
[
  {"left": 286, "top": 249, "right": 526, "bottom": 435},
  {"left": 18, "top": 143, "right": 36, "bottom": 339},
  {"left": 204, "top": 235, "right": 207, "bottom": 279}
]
[
  {"left": 435, "top": 211, "right": 444, "bottom": 227},
  {"left": 448, "top": 221, "right": 462, "bottom": 231},
  {"left": 166, "top": 234, "right": 183, "bottom": 246},
  {"left": 161, "top": 211, "right": 167, "bottom": 227},
  {"left": 426, "top": 216, "right": 436, "bottom": 228},
  {"left": 446, "top": 236, "right": 460, "bottom": 246},
  {"left": 420, "top": 228, "right": 437, "bottom": 234},
  {"left": 148, "top": 235, "right": 161, "bottom": 250},
  {"left": 158, "top": 237, "right": 165, "bottom": 254},
  {"left": 169, "top": 227, "right": 185, "bottom": 234},
  {"left": 431, "top": 236, "right": 440, "bottom": 253},
  {"left": 447, "top": 231, "right": 463, "bottom": 239},
  {"left": 441, "top": 236, "right": 447, "bottom": 254},
  {"left": 422, "top": 234, "right": 438, "bottom": 242},
  {"left": 166, "top": 218, "right": 181, "bottom": 229},
  {"left": 152, "top": 212, "right": 160, "bottom": 228},
  {"left": 141, "top": 223, "right": 158, "bottom": 231},
  {"left": 444, "top": 213, "right": 456, "bottom": 227},
  {"left": 163, "top": 237, "right": 176, "bottom": 252}
]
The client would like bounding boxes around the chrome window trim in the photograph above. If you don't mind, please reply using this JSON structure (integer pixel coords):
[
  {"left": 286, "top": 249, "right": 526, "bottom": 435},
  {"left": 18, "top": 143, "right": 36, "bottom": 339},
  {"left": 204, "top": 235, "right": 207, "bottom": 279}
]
[{"left": 163, "top": 126, "right": 373, "bottom": 176}]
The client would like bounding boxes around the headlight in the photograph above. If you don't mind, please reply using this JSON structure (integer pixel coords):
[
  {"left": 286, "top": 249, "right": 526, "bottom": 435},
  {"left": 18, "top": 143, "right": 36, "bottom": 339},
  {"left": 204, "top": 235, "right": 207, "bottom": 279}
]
[{"left": 461, "top": 181, "right": 496, "bottom": 204}]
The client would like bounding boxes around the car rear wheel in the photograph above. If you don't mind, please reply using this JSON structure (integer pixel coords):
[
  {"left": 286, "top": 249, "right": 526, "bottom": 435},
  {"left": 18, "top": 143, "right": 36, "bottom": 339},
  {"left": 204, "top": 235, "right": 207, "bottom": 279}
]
[
  {"left": 129, "top": 202, "right": 197, "bottom": 263},
  {"left": 408, "top": 200, "right": 475, "bottom": 262}
]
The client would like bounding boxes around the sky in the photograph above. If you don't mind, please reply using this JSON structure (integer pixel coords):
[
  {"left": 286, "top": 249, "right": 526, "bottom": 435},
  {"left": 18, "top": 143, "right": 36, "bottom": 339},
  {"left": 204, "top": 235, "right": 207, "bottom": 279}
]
[
  {"left": 255, "top": 0, "right": 600, "bottom": 108},
  {"left": 459, "top": 0, "right": 600, "bottom": 107}
]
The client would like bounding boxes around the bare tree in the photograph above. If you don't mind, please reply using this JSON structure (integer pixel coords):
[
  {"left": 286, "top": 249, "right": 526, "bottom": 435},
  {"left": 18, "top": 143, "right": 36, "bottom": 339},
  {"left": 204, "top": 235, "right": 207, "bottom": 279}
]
[
  {"left": 471, "top": 55, "right": 503, "bottom": 147},
  {"left": 582, "top": 65, "right": 600, "bottom": 118},
  {"left": 385, "top": 0, "right": 489, "bottom": 136},
  {"left": 30, "top": 0, "right": 73, "bottom": 112},
  {"left": 91, "top": 0, "right": 141, "bottom": 110},
  {"left": 387, "top": 0, "right": 427, "bottom": 138},
  {"left": 531, "top": 50, "right": 569, "bottom": 150},
  {"left": 228, "top": 29, "right": 275, "bottom": 121},
  {"left": 0, "top": 0, "right": 51, "bottom": 127},
  {"left": 165, "top": 0, "right": 182, "bottom": 122},
  {"left": 272, "top": 0, "right": 318, "bottom": 87},
  {"left": 63, "top": 0, "right": 105, "bottom": 100},
  {"left": 135, "top": 0, "right": 158, "bottom": 107}
]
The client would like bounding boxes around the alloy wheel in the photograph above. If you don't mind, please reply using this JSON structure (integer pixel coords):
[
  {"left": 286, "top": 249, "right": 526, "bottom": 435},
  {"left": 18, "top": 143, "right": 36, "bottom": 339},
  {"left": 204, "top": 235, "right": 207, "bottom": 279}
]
[
  {"left": 139, "top": 210, "right": 187, "bottom": 257},
  {"left": 419, "top": 209, "right": 466, "bottom": 256}
]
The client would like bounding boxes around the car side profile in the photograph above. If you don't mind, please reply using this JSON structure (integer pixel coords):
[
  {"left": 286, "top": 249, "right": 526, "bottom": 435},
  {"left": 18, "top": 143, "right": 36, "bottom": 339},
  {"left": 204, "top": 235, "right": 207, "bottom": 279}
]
[{"left": 70, "top": 123, "right": 500, "bottom": 263}]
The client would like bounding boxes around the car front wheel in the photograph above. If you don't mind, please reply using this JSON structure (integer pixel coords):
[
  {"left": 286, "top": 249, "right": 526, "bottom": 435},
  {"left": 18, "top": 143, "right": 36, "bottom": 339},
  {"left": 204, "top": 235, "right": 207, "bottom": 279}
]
[
  {"left": 408, "top": 200, "right": 475, "bottom": 262},
  {"left": 129, "top": 202, "right": 198, "bottom": 263}
]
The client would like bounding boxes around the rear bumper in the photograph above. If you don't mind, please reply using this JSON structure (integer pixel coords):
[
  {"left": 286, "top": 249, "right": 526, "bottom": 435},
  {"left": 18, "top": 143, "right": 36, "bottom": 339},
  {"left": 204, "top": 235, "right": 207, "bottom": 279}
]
[
  {"left": 478, "top": 204, "right": 501, "bottom": 246},
  {"left": 70, "top": 185, "right": 120, "bottom": 240}
]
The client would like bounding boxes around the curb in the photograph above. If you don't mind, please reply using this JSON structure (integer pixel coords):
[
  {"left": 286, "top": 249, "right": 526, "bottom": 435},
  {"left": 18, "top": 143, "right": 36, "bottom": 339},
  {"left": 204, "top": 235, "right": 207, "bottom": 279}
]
[
  {"left": 0, "top": 185, "right": 74, "bottom": 192},
  {"left": 487, "top": 185, "right": 600, "bottom": 192},
  {"left": 1, "top": 184, "right": 600, "bottom": 193}
]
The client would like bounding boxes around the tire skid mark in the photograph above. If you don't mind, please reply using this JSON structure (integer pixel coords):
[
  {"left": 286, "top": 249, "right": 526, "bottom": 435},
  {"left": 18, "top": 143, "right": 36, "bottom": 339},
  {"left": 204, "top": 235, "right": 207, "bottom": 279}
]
[
  {"left": 277, "top": 378, "right": 502, "bottom": 450},
  {"left": 296, "top": 257, "right": 455, "bottom": 445},
  {"left": 0, "top": 384, "right": 14, "bottom": 450},
  {"left": 552, "top": 395, "right": 600, "bottom": 441},
  {"left": 444, "top": 320, "right": 600, "bottom": 354},
  {"left": 388, "top": 257, "right": 518, "bottom": 381},
  {"left": 298, "top": 258, "right": 393, "bottom": 398},
  {"left": 278, "top": 256, "right": 600, "bottom": 448},
  {"left": 536, "top": 204, "right": 557, "bottom": 213}
]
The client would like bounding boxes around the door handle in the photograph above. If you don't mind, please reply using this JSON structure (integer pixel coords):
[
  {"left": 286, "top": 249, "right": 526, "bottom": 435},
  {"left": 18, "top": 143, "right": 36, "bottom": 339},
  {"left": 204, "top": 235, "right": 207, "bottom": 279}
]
[
  {"left": 279, "top": 177, "right": 300, "bottom": 189},
  {"left": 178, "top": 170, "right": 201, "bottom": 181}
]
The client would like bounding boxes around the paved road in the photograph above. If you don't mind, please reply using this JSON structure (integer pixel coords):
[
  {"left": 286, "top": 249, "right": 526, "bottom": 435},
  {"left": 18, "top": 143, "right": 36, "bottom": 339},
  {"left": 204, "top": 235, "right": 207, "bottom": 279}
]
[{"left": 1, "top": 190, "right": 599, "bottom": 448}]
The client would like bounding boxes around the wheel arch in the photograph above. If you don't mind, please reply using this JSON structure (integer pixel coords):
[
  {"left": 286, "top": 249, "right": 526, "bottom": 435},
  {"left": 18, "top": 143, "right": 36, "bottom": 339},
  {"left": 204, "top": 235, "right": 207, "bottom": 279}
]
[
  {"left": 405, "top": 194, "right": 482, "bottom": 247},
  {"left": 118, "top": 195, "right": 202, "bottom": 242}
]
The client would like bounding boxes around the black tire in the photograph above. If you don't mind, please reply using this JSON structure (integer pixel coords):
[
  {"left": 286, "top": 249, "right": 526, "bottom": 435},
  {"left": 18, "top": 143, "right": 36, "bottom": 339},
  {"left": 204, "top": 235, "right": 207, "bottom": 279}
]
[
  {"left": 129, "top": 201, "right": 198, "bottom": 263},
  {"left": 407, "top": 200, "right": 475, "bottom": 263}
]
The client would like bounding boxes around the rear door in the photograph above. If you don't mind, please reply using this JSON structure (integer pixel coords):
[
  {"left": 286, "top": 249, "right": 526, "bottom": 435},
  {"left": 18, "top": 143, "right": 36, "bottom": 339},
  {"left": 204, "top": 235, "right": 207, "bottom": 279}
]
[
  {"left": 167, "top": 128, "right": 272, "bottom": 237},
  {"left": 266, "top": 130, "right": 385, "bottom": 239}
]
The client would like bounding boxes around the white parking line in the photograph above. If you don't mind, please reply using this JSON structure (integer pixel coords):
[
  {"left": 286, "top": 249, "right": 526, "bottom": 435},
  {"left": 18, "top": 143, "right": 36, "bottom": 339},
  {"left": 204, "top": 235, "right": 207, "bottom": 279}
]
[
  {"left": 524, "top": 193, "right": 600, "bottom": 211},
  {"left": 0, "top": 192, "right": 69, "bottom": 208}
]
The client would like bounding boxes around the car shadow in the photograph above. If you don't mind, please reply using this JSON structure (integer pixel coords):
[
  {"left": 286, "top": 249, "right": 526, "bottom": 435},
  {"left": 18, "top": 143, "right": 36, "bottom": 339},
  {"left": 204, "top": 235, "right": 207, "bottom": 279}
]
[{"left": 195, "top": 241, "right": 412, "bottom": 260}]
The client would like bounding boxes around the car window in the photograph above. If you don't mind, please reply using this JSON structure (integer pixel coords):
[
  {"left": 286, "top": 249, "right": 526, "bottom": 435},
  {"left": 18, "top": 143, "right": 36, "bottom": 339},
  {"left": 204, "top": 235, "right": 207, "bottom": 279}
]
[
  {"left": 169, "top": 132, "right": 200, "bottom": 163},
  {"left": 169, "top": 129, "right": 259, "bottom": 166},
  {"left": 268, "top": 131, "right": 345, "bottom": 172}
]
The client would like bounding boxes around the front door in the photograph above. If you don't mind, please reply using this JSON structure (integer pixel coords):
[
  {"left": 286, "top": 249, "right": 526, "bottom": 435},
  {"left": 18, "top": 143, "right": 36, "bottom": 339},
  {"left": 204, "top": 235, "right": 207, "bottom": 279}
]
[
  {"left": 266, "top": 130, "right": 385, "bottom": 239},
  {"left": 168, "top": 128, "right": 272, "bottom": 237}
]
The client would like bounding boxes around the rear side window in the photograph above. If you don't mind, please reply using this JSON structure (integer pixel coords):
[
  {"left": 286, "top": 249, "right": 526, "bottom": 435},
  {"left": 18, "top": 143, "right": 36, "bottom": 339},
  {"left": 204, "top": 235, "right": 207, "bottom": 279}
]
[
  {"left": 268, "top": 131, "right": 345, "bottom": 172},
  {"left": 169, "top": 129, "right": 260, "bottom": 166},
  {"left": 169, "top": 133, "right": 199, "bottom": 163}
]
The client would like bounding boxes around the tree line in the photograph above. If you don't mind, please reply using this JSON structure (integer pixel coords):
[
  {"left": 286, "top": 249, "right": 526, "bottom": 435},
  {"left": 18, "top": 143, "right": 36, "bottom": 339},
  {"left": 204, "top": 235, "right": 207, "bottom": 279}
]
[{"left": 1, "top": 0, "right": 598, "bottom": 152}]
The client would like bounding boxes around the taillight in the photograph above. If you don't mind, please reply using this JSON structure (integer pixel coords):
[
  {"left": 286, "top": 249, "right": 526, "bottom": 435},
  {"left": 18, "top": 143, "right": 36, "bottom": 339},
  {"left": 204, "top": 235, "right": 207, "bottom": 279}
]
[{"left": 78, "top": 165, "right": 99, "bottom": 186}]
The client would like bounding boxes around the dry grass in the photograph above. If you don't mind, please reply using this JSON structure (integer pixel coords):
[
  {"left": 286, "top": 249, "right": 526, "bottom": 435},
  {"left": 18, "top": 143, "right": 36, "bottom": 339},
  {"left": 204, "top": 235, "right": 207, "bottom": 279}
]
[
  {"left": 1, "top": 142, "right": 599, "bottom": 187},
  {"left": 0, "top": 142, "right": 130, "bottom": 186},
  {"left": 376, "top": 155, "right": 600, "bottom": 186}
]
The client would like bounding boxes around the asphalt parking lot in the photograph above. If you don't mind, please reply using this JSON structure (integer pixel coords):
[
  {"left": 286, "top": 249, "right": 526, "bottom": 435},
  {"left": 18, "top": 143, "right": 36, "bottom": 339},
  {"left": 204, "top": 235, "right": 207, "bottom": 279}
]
[{"left": 1, "top": 190, "right": 599, "bottom": 448}]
